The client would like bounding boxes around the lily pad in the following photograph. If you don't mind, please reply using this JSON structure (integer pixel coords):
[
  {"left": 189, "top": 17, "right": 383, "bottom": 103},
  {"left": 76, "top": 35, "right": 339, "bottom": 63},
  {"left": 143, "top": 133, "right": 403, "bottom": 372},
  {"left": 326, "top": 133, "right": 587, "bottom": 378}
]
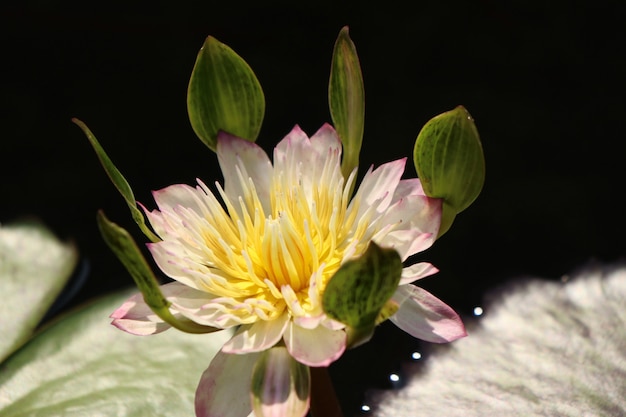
[
  {"left": 0, "top": 221, "right": 78, "bottom": 363},
  {"left": 0, "top": 289, "right": 232, "bottom": 417}
]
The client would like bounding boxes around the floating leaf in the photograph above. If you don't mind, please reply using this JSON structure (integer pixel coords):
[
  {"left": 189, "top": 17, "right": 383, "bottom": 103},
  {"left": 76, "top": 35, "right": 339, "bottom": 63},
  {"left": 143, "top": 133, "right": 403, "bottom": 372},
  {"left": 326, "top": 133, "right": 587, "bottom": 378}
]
[
  {"left": 0, "top": 290, "right": 232, "bottom": 417},
  {"left": 413, "top": 106, "right": 485, "bottom": 237},
  {"left": 329, "top": 26, "right": 365, "bottom": 181},
  {"left": 322, "top": 243, "right": 402, "bottom": 347},
  {"left": 188, "top": 36, "right": 265, "bottom": 151},
  {"left": 0, "top": 221, "right": 78, "bottom": 363},
  {"left": 73, "top": 119, "right": 159, "bottom": 242},
  {"left": 97, "top": 211, "right": 218, "bottom": 334}
]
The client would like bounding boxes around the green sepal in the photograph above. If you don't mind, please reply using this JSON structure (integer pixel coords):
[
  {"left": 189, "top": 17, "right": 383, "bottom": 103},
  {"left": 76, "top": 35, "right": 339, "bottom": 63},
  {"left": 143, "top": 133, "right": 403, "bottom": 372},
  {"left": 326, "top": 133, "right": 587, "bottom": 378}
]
[
  {"left": 96, "top": 210, "right": 219, "bottom": 334},
  {"left": 375, "top": 299, "right": 400, "bottom": 325},
  {"left": 413, "top": 106, "right": 485, "bottom": 237},
  {"left": 187, "top": 36, "right": 265, "bottom": 152},
  {"left": 329, "top": 26, "right": 365, "bottom": 183},
  {"left": 322, "top": 242, "right": 402, "bottom": 347},
  {"left": 73, "top": 118, "right": 159, "bottom": 243}
]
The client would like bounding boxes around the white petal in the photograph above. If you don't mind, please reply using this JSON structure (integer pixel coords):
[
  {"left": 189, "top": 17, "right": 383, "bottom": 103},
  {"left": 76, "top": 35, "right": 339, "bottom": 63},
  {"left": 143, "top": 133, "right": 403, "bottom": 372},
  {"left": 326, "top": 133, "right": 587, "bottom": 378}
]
[
  {"left": 251, "top": 346, "right": 310, "bottom": 417},
  {"left": 175, "top": 302, "right": 247, "bottom": 329},
  {"left": 152, "top": 183, "right": 205, "bottom": 215},
  {"left": 272, "top": 124, "right": 343, "bottom": 202},
  {"left": 272, "top": 125, "right": 309, "bottom": 169},
  {"left": 217, "top": 131, "right": 273, "bottom": 215},
  {"left": 390, "top": 284, "right": 467, "bottom": 343},
  {"left": 109, "top": 282, "right": 207, "bottom": 335},
  {"left": 127, "top": 281, "right": 253, "bottom": 330},
  {"left": 376, "top": 194, "right": 441, "bottom": 259},
  {"left": 309, "top": 123, "right": 341, "bottom": 157},
  {"left": 139, "top": 202, "right": 168, "bottom": 239},
  {"left": 222, "top": 314, "right": 289, "bottom": 354},
  {"left": 399, "top": 262, "right": 439, "bottom": 285},
  {"left": 147, "top": 241, "right": 205, "bottom": 290},
  {"left": 391, "top": 178, "right": 426, "bottom": 201},
  {"left": 195, "top": 350, "right": 260, "bottom": 417},
  {"left": 380, "top": 194, "right": 440, "bottom": 231},
  {"left": 352, "top": 158, "right": 406, "bottom": 217},
  {"left": 283, "top": 322, "right": 346, "bottom": 367},
  {"left": 164, "top": 282, "right": 216, "bottom": 309},
  {"left": 110, "top": 292, "right": 171, "bottom": 336},
  {"left": 320, "top": 317, "right": 346, "bottom": 331},
  {"left": 377, "top": 229, "right": 431, "bottom": 262},
  {"left": 145, "top": 184, "right": 211, "bottom": 242},
  {"left": 293, "top": 315, "right": 323, "bottom": 329}
]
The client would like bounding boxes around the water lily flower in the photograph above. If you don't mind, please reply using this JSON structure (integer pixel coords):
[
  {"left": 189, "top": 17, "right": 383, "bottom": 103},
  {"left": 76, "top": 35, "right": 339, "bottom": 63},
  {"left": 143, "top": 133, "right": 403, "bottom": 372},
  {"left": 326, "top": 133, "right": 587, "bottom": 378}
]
[{"left": 110, "top": 123, "right": 466, "bottom": 417}]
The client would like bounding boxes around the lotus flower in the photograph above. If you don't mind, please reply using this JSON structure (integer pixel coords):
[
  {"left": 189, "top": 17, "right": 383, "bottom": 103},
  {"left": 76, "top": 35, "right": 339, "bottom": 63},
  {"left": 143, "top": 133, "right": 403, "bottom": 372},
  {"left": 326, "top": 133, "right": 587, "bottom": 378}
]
[{"left": 110, "top": 124, "right": 466, "bottom": 417}]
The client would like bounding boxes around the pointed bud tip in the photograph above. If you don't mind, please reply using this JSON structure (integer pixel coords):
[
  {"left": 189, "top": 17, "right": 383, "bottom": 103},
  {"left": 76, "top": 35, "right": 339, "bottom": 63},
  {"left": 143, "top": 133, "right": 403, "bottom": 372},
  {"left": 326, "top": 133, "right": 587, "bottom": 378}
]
[{"left": 413, "top": 106, "right": 485, "bottom": 227}]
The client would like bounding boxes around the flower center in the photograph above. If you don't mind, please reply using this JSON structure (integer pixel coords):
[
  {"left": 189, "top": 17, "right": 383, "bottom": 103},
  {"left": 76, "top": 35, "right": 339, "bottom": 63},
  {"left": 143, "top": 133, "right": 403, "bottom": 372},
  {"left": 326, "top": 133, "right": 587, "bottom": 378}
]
[{"left": 190, "top": 147, "right": 375, "bottom": 321}]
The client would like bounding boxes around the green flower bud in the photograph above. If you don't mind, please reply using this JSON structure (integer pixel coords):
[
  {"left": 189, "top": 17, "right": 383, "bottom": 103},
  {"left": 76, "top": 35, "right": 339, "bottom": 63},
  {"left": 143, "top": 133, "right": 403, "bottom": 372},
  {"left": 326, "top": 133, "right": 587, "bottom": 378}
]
[
  {"left": 187, "top": 36, "right": 265, "bottom": 152},
  {"left": 413, "top": 106, "right": 485, "bottom": 237}
]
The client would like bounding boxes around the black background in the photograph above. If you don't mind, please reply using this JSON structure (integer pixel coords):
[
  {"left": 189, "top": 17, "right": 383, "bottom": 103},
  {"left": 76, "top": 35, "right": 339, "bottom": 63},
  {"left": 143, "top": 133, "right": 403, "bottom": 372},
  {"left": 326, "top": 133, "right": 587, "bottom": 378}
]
[{"left": 2, "top": 1, "right": 625, "bottom": 415}]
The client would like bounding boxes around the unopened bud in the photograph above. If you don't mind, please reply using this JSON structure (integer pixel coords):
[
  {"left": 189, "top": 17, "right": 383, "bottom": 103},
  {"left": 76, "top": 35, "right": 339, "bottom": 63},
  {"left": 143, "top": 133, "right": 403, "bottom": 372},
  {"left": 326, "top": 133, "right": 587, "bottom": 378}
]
[{"left": 413, "top": 106, "right": 485, "bottom": 236}]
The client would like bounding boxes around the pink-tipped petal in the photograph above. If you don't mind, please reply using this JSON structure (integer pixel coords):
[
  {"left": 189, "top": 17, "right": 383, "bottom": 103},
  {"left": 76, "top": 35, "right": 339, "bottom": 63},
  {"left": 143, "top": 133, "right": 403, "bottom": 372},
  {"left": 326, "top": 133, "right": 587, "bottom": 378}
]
[
  {"left": 195, "top": 350, "right": 260, "bottom": 417},
  {"left": 384, "top": 194, "right": 441, "bottom": 234},
  {"left": 110, "top": 282, "right": 214, "bottom": 335},
  {"left": 110, "top": 292, "right": 171, "bottom": 335},
  {"left": 217, "top": 132, "right": 273, "bottom": 215},
  {"left": 139, "top": 202, "right": 167, "bottom": 239},
  {"left": 284, "top": 322, "right": 346, "bottom": 367},
  {"left": 374, "top": 194, "right": 441, "bottom": 261},
  {"left": 293, "top": 315, "right": 323, "bottom": 330},
  {"left": 273, "top": 124, "right": 342, "bottom": 192},
  {"left": 152, "top": 183, "right": 204, "bottom": 215},
  {"left": 146, "top": 241, "right": 205, "bottom": 291},
  {"left": 353, "top": 158, "right": 406, "bottom": 215},
  {"left": 407, "top": 195, "right": 442, "bottom": 238},
  {"left": 272, "top": 125, "right": 309, "bottom": 165},
  {"left": 378, "top": 229, "right": 432, "bottom": 262},
  {"left": 399, "top": 262, "right": 439, "bottom": 285},
  {"left": 391, "top": 178, "right": 426, "bottom": 201},
  {"left": 250, "top": 346, "right": 310, "bottom": 417},
  {"left": 222, "top": 314, "right": 289, "bottom": 354},
  {"left": 309, "top": 123, "right": 341, "bottom": 155},
  {"left": 390, "top": 284, "right": 467, "bottom": 343}
]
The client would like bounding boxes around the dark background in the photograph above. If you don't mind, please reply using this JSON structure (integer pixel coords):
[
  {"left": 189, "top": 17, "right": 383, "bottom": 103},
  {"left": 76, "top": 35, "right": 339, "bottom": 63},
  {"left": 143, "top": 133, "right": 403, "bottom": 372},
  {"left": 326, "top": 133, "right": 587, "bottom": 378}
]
[{"left": 1, "top": 1, "right": 625, "bottom": 415}]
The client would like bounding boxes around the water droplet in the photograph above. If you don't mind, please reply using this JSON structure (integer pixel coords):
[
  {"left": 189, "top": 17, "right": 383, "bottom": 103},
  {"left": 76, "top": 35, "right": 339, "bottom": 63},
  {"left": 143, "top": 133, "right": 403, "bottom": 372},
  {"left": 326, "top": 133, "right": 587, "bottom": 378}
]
[
  {"left": 361, "top": 404, "right": 371, "bottom": 412},
  {"left": 473, "top": 306, "right": 483, "bottom": 316},
  {"left": 411, "top": 351, "right": 422, "bottom": 360},
  {"left": 389, "top": 373, "right": 400, "bottom": 382}
]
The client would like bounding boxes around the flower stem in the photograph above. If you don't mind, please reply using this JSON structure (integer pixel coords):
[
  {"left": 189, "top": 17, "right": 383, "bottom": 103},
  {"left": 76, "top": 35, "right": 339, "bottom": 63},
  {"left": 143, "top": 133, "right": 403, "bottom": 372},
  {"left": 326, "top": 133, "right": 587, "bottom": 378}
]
[{"left": 310, "top": 367, "right": 344, "bottom": 417}]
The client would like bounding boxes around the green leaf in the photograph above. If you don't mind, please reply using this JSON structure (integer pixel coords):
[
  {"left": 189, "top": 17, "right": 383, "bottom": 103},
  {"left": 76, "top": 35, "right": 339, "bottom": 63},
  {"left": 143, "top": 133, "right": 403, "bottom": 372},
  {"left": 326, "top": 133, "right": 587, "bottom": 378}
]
[
  {"left": 187, "top": 36, "right": 265, "bottom": 151},
  {"left": 73, "top": 118, "right": 159, "bottom": 242},
  {"left": 0, "top": 221, "right": 78, "bottom": 363},
  {"left": 322, "top": 243, "right": 402, "bottom": 347},
  {"left": 329, "top": 26, "right": 365, "bottom": 181},
  {"left": 0, "top": 289, "right": 233, "bottom": 417},
  {"left": 413, "top": 106, "right": 486, "bottom": 237},
  {"left": 97, "top": 210, "right": 219, "bottom": 334}
]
